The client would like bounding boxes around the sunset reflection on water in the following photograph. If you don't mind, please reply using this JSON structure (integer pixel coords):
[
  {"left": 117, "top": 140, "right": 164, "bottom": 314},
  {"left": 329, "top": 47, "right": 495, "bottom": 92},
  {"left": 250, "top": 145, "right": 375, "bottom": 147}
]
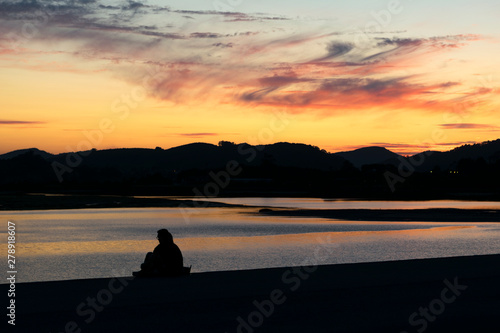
[
  {"left": 17, "top": 225, "right": 475, "bottom": 257},
  {"left": 1, "top": 205, "right": 499, "bottom": 283}
]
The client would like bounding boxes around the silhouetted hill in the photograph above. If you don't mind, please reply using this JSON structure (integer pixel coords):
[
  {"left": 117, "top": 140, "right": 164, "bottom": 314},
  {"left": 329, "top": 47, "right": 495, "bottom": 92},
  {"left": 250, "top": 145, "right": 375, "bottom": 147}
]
[
  {"left": 247, "top": 142, "right": 344, "bottom": 170},
  {"left": 413, "top": 139, "right": 500, "bottom": 171},
  {"left": 1, "top": 139, "right": 499, "bottom": 199},
  {"left": 0, "top": 150, "right": 57, "bottom": 184},
  {"left": 41, "top": 142, "right": 344, "bottom": 176},
  {"left": 67, "top": 144, "right": 228, "bottom": 173},
  {"left": 0, "top": 142, "right": 346, "bottom": 188},
  {"left": 0, "top": 148, "right": 52, "bottom": 161},
  {"left": 336, "top": 147, "right": 401, "bottom": 168}
]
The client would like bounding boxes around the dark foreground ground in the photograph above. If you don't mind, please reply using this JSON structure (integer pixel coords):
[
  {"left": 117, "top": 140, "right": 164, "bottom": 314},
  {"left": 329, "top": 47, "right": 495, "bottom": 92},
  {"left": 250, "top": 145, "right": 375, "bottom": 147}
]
[{"left": 6, "top": 254, "right": 500, "bottom": 333}]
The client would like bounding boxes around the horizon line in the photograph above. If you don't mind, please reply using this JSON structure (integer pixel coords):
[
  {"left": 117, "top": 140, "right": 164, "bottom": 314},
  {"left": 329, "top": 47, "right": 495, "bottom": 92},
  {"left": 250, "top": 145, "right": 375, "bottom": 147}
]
[{"left": 1, "top": 139, "right": 495, "bottom": 157}]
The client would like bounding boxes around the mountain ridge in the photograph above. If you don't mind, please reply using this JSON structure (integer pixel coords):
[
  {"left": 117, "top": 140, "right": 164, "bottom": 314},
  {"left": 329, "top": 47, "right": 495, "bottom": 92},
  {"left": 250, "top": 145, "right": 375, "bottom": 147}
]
[
  {"left": 2, "top": 139, "right": 500, "bottom": 171},
  {"left": 0, "top": 139, "right": 499, "bottom": 199},
  {"left": 1, "top": 139, "right": 499, "bottom": 199},
  {"left": 336, "top": 146, "right": 401, "bottom": 168}
]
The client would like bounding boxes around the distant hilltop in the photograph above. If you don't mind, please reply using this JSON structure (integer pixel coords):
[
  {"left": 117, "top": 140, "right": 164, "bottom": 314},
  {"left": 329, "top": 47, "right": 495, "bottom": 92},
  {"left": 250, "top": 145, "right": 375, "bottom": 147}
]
[{"left": 1, "top": 139, "right": 500, "bottom": 199}]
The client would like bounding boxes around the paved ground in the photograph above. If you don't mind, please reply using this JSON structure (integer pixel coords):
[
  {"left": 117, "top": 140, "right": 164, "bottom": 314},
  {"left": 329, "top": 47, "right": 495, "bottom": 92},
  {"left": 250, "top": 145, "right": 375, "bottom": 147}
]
[{"left": 6, "top": 254, "right": 500, "bottom": 332}]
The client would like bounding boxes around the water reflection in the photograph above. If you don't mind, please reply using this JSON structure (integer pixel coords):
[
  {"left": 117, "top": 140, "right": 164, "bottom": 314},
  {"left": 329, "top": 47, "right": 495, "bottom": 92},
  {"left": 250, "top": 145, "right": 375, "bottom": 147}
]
[
  {"left": 3, "top": 207, "right": 464, "bottom": 244},
  {"left": 17, "top": 225, "right": 474, "bottom": 256},
  {"left": 188, "top": 197, "right": 500, "bottom": 210},
  {"left": 1, "top": 204, "right": 500, "bottom": 283}
]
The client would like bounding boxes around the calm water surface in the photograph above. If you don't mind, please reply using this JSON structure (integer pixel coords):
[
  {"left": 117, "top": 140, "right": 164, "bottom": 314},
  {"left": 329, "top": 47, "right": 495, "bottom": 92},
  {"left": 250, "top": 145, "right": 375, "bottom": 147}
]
[
  {"left": 1, "top": 198, "right": 500, "bottom": 283},
  {"left": 191, "top": 197, "right": 500, "bottom": 210}
]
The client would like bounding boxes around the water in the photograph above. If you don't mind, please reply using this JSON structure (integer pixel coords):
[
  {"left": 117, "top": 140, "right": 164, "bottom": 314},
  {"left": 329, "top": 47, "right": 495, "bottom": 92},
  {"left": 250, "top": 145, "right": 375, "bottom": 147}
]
[
  {"left": 1, "top": 199, "right": 500, "bottom": 283},
  {"left": 190, "top": 197, "right": 500, "bottom": 210}
]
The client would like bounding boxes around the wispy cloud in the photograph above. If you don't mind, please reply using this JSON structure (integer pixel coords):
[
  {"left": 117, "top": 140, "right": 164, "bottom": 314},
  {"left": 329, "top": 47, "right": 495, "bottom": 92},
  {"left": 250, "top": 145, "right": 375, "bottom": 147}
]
[
  {"left": 332, "top": 140, "right": 481, "bottom": 155},
  {"left": 0, "top": 120, "right": 45, "bottom": 129},
  {"left": 177, "top": 133, "right": 219, "bottom": 137},
  {"left": 237, "top": 76, "right": 465, "bottom": 113},
  {"left": 190, "top": 32, "right": 226, "bottom": 39},
  {"left": 0, "top": 120, "right": 44, "bottom": 125},
  {"left": 436, "top": 141, "right": 478, "bottom": 146},
  {"left": 170, "top": 9, "right": 289, "bottom": 22},
  {"left": 313, "top": 41, "right": 354, "bottom": 61},
  {"left": 333, "top": 142, "right": 434, "bottom": 155},
  {"left": 440, "top": 123, "right": 500, "bottom": 130},
  {"left": 0, "top": 1, "right": 487, "bottom": 117},
  {"left": 212, "top": 42, "right": 233, "bottom": 48}
]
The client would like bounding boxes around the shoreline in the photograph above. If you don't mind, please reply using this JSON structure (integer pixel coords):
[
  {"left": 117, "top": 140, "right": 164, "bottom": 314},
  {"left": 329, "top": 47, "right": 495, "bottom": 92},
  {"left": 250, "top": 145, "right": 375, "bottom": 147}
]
[
  {"left": 2, "top": 193, "right": 500, "bottom": 211},
  {"left": 9, "top": 254, "right": 500, "bottom": 332},
  {"left": 258, "top": 207, "right": 500, "bottom": 222},
  {"left": 2, "top": 194, "right": 500, "bottom": 222},
  {"left": 0, "top": 193, "right": 243, "bottom": 211}
]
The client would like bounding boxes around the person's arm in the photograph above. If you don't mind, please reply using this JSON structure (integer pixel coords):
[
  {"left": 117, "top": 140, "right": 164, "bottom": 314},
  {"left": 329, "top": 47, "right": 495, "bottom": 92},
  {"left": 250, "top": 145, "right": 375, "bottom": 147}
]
[{"left": 152, "top": 246, "right": 166, "bottom": 271}]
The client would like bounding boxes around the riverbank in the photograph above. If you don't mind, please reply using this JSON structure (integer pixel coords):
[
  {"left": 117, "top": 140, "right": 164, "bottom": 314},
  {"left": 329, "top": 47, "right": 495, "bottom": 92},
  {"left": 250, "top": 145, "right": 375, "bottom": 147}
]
[
  {"left": 0, "top": 193, "right": 238, "bottom": 210},
  {"left": 259, "top": 207, "right": 500, "bottom": 222},
  {"left": 8, "top": 254, "right": 500, "bottom": 332},
  {"left": 2, "top": 194, "right": 500, "bottom": 223}
]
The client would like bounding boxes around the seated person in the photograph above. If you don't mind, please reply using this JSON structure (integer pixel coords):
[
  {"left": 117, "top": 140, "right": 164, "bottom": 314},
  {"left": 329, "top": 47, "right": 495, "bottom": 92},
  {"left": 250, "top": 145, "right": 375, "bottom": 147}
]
[{"left": 133, "top": 229, "right": 185, "bottom": 277}]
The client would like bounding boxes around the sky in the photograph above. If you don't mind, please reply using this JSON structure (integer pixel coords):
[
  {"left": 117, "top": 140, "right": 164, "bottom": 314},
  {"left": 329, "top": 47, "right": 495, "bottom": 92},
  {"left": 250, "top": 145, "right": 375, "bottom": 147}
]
[{"left": 0, "top": 0, "right": 499, "bottom": 155}]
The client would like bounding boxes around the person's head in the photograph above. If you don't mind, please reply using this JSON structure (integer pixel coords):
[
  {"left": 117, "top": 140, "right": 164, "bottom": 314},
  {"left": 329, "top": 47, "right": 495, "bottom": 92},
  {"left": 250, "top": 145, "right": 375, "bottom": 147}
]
[{"left": 157, "top": 229, "right": 173, "bottom": 244}]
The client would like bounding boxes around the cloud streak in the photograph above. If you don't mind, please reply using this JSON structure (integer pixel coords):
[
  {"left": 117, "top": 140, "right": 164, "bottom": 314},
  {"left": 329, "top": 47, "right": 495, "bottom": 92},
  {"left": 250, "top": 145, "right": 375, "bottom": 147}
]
[
  {"left": 177, "top": 133, "right": 219, "bottom": 138},
  {"left": 0, "top": 1, "right": 488, "bottom": 118},
  {"left": 0, "top": 120, "right": 44, "bottom": 125},
  {"left": 440, "top": 123, "right": 500, "bottom": 130},
  {"left": 314, "top": 41, "right": 354, "bottom": 61},
  {"left": 333, "top": 140, "right": 481, "bottom": 155},
  {"left": 237, "top": 75, "right": 466, "bottom": 113}
]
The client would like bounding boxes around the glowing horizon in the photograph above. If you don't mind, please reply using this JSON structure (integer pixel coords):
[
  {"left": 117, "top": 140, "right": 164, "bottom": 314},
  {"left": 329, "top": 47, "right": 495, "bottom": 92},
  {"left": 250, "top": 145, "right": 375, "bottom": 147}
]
[{"left": 1, "top": 0, "right": 499, "bottom": 156}]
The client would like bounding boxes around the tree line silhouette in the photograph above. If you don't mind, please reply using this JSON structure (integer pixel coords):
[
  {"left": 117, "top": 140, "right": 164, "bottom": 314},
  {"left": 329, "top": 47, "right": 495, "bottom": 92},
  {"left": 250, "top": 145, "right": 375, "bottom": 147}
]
[{"left": 1, "top": 140, "right": 499, "bottom": 200}]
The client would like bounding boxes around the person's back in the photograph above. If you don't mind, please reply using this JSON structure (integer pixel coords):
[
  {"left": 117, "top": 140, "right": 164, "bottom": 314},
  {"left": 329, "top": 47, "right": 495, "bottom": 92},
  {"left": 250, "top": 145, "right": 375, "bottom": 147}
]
[
  {"left": 133, "top": 229, "right": 185, "bottom": 277},
  {"left": 153, "top": 235, "right": 183, "bottom": 275}
]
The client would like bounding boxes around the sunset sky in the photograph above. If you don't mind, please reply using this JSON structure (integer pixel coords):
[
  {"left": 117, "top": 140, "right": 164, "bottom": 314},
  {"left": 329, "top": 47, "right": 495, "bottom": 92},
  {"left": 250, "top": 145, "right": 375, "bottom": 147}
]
[{"left": 1, "top": 0, "right": 499, "bottom": 155}]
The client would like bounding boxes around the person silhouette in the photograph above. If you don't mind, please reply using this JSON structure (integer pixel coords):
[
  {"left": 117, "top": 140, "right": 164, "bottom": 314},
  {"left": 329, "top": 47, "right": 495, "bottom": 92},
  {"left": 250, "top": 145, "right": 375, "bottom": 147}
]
[{"left": 133, "top": 229, "right": 185, "bottom": 277}]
